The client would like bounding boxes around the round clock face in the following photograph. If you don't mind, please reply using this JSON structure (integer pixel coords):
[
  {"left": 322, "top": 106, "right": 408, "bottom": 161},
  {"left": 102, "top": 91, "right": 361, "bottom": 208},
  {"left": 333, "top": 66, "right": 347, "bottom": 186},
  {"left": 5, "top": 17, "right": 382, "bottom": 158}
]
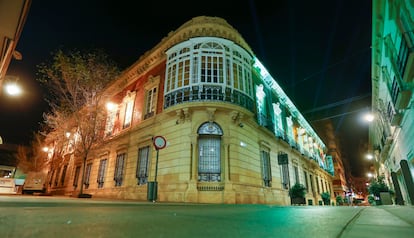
[{"left": 153, "top": 136, "right": 166, "bottom": 149}]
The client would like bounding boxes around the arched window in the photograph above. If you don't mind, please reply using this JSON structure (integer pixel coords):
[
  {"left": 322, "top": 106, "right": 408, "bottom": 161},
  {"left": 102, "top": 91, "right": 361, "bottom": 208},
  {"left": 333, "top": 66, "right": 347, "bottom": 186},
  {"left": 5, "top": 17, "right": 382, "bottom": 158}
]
[{"left": 197, "top": 122, "right": 223, "bottom": 182}]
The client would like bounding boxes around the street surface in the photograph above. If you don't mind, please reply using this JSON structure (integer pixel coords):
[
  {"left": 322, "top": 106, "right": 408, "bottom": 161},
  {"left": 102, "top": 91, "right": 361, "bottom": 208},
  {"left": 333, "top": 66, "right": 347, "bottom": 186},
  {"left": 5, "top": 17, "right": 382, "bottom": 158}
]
[{"left": 0, "top": 195, "right": 413, "bottom": 238}]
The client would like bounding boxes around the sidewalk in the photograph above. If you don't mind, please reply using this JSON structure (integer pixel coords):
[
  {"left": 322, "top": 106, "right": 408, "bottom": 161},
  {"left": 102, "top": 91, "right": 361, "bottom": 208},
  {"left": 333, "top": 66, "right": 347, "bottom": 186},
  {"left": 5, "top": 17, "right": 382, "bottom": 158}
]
[{"left": 341, "top": 205, "right": 414, "bottom": 238}]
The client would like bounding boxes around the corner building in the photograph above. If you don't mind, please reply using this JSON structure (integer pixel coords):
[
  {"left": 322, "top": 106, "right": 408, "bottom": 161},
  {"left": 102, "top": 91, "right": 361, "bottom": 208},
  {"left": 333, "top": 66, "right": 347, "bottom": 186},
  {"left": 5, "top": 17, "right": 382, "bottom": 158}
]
[{"left": 49, "top": 16, "right": 334, "bottom": 205}]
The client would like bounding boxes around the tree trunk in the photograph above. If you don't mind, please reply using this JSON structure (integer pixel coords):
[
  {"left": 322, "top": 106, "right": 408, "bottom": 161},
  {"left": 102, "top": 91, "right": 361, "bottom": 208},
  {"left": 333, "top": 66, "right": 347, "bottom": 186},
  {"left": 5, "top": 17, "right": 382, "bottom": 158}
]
[{"left": 78, "top": 156, "right": 87, "bottom": 196}]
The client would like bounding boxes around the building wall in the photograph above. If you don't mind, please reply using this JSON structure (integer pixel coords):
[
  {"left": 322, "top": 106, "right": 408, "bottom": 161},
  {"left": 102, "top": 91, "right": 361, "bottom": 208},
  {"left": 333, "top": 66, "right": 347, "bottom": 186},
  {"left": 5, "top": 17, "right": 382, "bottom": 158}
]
[
  {"left": 312, "top": 120, "right": 348, "bottom": 199},
  {"left": 371, "top": 0, "right": 414, "bottom": 205},
  {"left": 46, "top": 16, "right": 334, "bottom": 205}
]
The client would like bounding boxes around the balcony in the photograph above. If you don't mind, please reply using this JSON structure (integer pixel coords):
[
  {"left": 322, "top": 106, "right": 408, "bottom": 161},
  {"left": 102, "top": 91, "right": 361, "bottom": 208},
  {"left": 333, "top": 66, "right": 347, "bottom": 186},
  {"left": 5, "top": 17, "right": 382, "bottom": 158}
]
[
  {"left": 390, "top": 78, "right": 412, "bottom": 110},
  {"left": 390, "top": 112, "right": 403, "bottom": 126},
  {"left": 164, "top": 85, "right": 254, "bottom": 112},
  {"left": 393, "top": 88, "right": 412, "bottom": 110},
  {"left": 399, "top": 30, "right": 414, "bottom": 83}
]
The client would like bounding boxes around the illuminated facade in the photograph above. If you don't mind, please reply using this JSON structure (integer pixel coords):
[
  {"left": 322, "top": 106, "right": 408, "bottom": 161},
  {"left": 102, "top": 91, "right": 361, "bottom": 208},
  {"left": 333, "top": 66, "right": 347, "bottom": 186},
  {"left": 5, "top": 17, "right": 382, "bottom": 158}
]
[
  {"left": 370, "top": 0, "right": 414, "bottom": 205},
  {"left": 47, "top": 16, "right": 334, "bottom": 204},
  {"left": 312, "top": 120, "right": 348, "bottom": 199}
]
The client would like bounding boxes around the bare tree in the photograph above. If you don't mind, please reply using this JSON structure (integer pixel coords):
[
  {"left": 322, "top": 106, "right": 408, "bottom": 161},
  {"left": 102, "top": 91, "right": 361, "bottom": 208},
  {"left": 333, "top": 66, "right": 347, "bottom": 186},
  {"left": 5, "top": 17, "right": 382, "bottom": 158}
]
[
  {"left": 16, "top": 132, "right": 48, "bottom": 174},
  {"left": 37, "top": 49, "right": 120, "bottom": 196}
]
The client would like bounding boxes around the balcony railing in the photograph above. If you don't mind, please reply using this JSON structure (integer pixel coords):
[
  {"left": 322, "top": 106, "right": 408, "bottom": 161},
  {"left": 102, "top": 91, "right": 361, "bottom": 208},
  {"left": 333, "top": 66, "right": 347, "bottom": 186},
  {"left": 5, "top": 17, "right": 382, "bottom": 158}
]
[{"left": 164, "top": 85, "right": 254, "bottom": 112}]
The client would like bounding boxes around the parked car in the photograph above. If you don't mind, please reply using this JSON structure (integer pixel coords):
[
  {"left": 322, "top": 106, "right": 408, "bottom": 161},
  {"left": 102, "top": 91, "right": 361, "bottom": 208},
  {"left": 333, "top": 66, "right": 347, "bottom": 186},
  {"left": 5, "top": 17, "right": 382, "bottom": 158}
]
[{"left": 22, "top": 172, "right": 47, "bottom": 194}]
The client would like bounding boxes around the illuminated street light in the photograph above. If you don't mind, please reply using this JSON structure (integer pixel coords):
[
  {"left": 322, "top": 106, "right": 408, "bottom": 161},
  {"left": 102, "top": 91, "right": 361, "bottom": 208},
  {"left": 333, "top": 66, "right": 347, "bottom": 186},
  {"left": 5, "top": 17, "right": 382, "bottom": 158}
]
[
  {"left": 4, "top": 82, "right": 22, "bottom": 96},
  {"left": 106, "top": 102, "right": 117, "bottom": 111},
  {"left": 367, "top": 172, "right": 373, "bottom": 178},
  {"left": 366, "top": 154, "right": 373, "bottom": 160},
  {"left": 363, "top": 113, "right": 374, "bottom": 122}
]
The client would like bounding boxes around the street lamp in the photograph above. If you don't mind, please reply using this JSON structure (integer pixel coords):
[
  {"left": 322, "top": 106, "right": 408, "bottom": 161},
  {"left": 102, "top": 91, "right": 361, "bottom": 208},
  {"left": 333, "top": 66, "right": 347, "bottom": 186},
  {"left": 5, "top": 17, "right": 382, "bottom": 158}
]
[
  {"left": 2, "top": 75, "right": 22, "bottom": 96},
  {"left": 4, "top": 82, "right": 21, "bottom": 96},
  {"left": 363, "top": 113, "right": 374, "bottom": 122}
]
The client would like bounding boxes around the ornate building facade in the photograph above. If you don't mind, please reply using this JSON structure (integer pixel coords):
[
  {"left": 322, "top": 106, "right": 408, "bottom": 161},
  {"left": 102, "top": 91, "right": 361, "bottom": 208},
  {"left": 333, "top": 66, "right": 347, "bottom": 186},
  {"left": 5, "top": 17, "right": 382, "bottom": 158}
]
[
  {"left": 370, "top": 0, "right": 414, "bottom": 205},
  {"left": 46, "top": 16, "right": 334, "bottom": 205}
]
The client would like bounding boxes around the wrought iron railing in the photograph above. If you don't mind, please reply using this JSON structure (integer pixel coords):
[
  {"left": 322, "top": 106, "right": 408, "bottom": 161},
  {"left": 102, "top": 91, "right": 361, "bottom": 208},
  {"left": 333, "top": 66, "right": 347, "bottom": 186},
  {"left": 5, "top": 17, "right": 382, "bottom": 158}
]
[{"left": 164, "top": 85, "right": 254, "bottom": 112}]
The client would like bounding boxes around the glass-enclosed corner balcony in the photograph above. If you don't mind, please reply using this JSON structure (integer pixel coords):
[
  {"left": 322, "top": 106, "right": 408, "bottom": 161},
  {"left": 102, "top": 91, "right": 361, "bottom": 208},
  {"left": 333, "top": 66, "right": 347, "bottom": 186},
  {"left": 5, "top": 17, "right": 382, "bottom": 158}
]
[{"left": 163, "top": 37, "right": 254, "bottom": 112}]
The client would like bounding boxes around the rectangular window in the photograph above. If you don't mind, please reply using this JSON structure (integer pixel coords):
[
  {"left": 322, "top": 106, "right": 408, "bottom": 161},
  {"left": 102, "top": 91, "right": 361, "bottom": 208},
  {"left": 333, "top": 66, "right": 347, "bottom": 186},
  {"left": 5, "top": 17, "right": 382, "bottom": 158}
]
[
  {"left": 183, "top": 59, "right": 190, "bottom": 86},
  {"left": 84, "top": 163, "right": 92, "bottom": 189},
  {"left": 261, "top": 150, "right": 272, "bottom": 187},
  {"left": 144, "top": 87, "right": 157, "bottom": 119},
  {"left": 309, "top": 174, "right": 314, "bottom": 192},
  {"left": 73, "top": 166, "right": 81, "bottom": 188},
  {"left": 277, "top": 152, "right": 289, "bottom": 189},
  {"left": 172, "top": 64, "right": 177, "bottom": 89},
  {"left": 177, "top": 61, "right": 183, "bottom": 87},
  {"left": 54, "top": 166, "right": 60, "bottom": 186},
  {"left": 316, "top": 176, "right": 320, "bottom": 193},
  {"left": 281, "top": 163, "right": 289, "bottom": 189},
  {"left": 60, "top": 165, "right": 67, "bottom": 186},
  {"left": 123, "top": 100, "right": 133, "bottom": 128},
  {"left": 198, "top": 137, "right": 221, "bottom": 182},
  {"left": 136, "top": 146, "right": 150, "bottom": 185},
  {"left": 293, "top": 166, "right": 299, "bottom": 184},
  {"left": 192, "top": 56, "right": 198, "bottom": 84},
  {"left": 49, "top": 170, "right": 55, "bottom": 186},
  {"left": 321, "top": 179, "right": 324, "bottom": 192},
  {"left": 105, "top": 109, "right": 117, "bottom": 136},
  {"left": 226, "top": 59, "right": 231, "bottom": 86},
  {"left": 114, "top": 153, "right": 126, "bottom": 187},
  {"left": 397, "top": 32, "right": 409, "bottom": 75},
  {"left": 232, "top": 63, "right": 239, "bottom": 89},
  {"left": 201, "top": 56, "right": 207, "bottom": 83},
  {"left": 97, "top": 159, "right": 107, "bottom": 188},
  {"left": 304, "top": 171, "right": 308, "bottom": 192},
  {"left": 166, "top": 64, "right": 171, "bottom": 92}
]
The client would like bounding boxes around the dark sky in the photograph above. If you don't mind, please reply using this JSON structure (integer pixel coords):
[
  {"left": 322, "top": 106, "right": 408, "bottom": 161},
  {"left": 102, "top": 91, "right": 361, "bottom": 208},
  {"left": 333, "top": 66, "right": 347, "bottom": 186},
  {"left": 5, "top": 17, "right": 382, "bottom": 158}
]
[{"left": 1, "top": 0, "right": 372, "bottom": 176}]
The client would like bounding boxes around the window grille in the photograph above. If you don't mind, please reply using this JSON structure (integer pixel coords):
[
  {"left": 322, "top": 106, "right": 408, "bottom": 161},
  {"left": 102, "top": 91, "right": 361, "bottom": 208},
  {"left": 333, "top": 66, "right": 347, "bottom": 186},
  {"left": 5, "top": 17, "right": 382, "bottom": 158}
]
[
  {"left": 304, "top": 171, "right": 309, "bottom": 192},
  {"left": 114, "top": 153, "right": 126, "bottom": 186},
  {"left": 281, "top": 163, "right": 289, "bottom": 189},
  {"left": 261, "top": 150, "right": 271, "bottom": 187},
  {"left": 309, "top": 174, "right": 314, "bottom": 192},
  {"left": 60, "top": 165, "right": 67, "bottom": 186},
  {"left": 123, "top": 101, "right": 133, "bottom": 128},
  {"left": 73, "top": 166, "right": 81, "bottom": 187},
  {"left": 144, "top": 88, "right": 157, "bottom": 119},
  {"left": 197, "top": 122, "right": 222, "bottom": 182},
  {"left": 84, "top": 163, "right": 92, "bottom": 189},
  {"left": 54, "top": 166, "right": 60, "bottom": 186},
  {"left": 294, "top": 166, "right": 299, "bottom": 184},
  {"left": 136, "top": 146, "right": 150, "bottom": 185},
  {"left": 97, "top": 159, "right": 107, "bottom": 188}
]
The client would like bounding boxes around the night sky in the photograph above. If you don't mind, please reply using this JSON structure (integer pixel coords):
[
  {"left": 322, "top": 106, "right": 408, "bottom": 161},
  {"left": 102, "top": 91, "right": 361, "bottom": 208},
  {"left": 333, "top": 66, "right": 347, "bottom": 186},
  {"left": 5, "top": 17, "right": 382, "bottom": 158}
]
[{"left": 1, "top": 0, "right": 372, "bottom": 176}]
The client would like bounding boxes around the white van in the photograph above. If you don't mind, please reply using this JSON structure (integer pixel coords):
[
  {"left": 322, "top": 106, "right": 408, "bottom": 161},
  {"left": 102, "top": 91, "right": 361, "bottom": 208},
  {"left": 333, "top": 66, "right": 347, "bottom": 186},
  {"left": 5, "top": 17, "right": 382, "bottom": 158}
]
[{"left": 22, "top": 172, "right": 47, "bottom": 194}]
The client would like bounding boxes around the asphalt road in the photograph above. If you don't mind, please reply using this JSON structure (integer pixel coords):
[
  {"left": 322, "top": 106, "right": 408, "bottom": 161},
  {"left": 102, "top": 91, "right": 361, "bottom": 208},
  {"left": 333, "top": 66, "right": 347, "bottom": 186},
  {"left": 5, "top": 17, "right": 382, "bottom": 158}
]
[{"left": 0, "top": 195, "right": 413, "bottom": 238}]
